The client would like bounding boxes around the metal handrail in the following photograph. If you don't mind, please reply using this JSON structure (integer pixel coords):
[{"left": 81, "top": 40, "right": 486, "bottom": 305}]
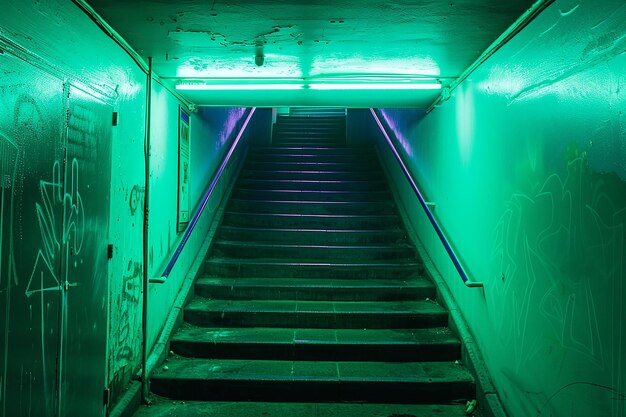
[
  {"left": 150, "top": 107, "right": 257, "bottom": 284},
  {"left": 370, "top": 109, "right": 483, "bottom": 288}
]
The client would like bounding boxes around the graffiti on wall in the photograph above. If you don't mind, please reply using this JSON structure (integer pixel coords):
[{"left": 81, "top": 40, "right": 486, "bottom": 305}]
[
  {"left": 107, "top": 180, "right": 144, "bottom": 395},
  {"left": 112, "top": 260, "right": 141, "bottom": 365},
  {"left": 25, "top": 158, "right": 84, "bottom": 416},
  {"left": 489, "top": 151, "right": 626, "bottom": 415},
  {"left": 26, "top": 159, "right": 83, "bottom": 298},
  {"left": 0, "top": 83, "right": 63, "bottom": 417}
]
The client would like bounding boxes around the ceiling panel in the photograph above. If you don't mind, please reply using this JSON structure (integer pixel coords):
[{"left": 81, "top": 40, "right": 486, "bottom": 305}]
[{"left": 87, "top": 0, "right": 535, "bottom": 106}]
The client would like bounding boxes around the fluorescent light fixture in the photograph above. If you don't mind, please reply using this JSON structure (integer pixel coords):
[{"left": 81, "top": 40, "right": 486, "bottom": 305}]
[
  {"left": 176, "top": 82, "right": 441, "bottom": 91},
  {"left": 309, "top": 83, "right": 441, "bottom": 90},
  {"left": 176, "top": 84, "right": 304, "bottom": 91}
]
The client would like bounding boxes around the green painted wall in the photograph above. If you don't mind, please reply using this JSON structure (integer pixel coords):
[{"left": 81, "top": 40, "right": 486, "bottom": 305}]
[
  {"left": 0, "top": 1, "right": 262, "bottom": 412},
  {"left": 146, "top": 93, "right": 254, "bottom": 353},
  {"left": 375, "top": 1, "right": 626, "bottom": 416},
  {"left": 0, "top": 1, "right": 147, "bottom": 415}
]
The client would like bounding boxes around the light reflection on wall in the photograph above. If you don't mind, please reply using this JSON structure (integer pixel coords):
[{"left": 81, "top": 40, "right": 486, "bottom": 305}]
[
  {"left": 378, "top": 109, "right": 416, "bottom": 158},
  {"left": 218, "top": 108, "right": 248, "bottom": 147},
  {"left": 455, "top": 86, "right": 474, "bottom": 166}
]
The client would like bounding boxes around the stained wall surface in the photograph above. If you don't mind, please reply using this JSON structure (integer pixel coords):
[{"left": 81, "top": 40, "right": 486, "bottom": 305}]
[
  {"left": 0, "top": 1, "right": 147, "bottom": 415},
  {"left": 0, "top": 0, "right": 262, "bottom": 413},
  {"left": 375, "top": 1, "right": 626, "bottom": 416}
]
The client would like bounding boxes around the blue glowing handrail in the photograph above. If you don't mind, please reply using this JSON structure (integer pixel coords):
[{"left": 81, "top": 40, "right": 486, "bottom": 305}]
[
  {"left": 370, "top": 109, "right": 483, "bottom": 288},
  {"left": 150, "top": 107, "right": 257, "bottom": 284}
]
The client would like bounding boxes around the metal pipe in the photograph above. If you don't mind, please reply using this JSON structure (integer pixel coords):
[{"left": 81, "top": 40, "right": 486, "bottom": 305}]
[
  {"left": 370, "top": 109, "right": 483, "bottom": 288},
  {"left": 141, "top": 57, "right": 153, "bottom": 403},
  {"left": 150, "top": 107, "right": 257, "bottom": 284}
]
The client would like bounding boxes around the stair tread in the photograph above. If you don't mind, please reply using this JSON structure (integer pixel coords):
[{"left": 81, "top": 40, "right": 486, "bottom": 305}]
[
  {"left": 221, "top": 212, "right": 402, "bottom": 228},
  {"left": 213, "top": 240, "right": 414, "bottom": 250},
  {"left": 206, "top": 257, "right": 421, "bottom": 267},
  {"left": 132, "top": 400, "right": 468, "bottom": 417},
  {"left": 238, "top": 179, "right": 386, "bottom": 184},
  {"left": 197, "top": 276, "right": 430, "bottom": 289},
  {"left": 172, "top": 326, "right": 457, "bottom": 346},
  {"left": 217, "top": 226, "right": 407, "bottom": 245},
  {"left": 186, "top": 298, "right": 445, "bottom": 315},
  {"left": 232, "top": 189, "right": 391, "bottom": 202},
  {"left": 218, "top": 226, "right": 404, "bottom": 234},
  {"left": 224, "top": 212, "right": 396, "bottom": 218},
  {"left": 242, "top": 164, "right": 380, "bottom": 173},
  {"left": 250, "top": 146, "right": 371, "bottom": 153},
  {"left": 233, "top": 189, "right": 388, "bottom": 195},
  {"left": 242, "top": 170, "right": 379, "bottom": 175},
  {"left": 152, "top": 358, "right": 472, "bottom": 383},
  {"left": 229, "top": 199, "right": 393, "bottom": 205},
  {"left": 195, "top": 276, "right": 434, "bottom": 302}
]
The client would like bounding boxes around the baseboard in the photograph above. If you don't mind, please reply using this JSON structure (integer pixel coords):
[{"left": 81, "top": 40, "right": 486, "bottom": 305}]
[{"left": 108, "top": 381, "right": 140, "bottom": 417}]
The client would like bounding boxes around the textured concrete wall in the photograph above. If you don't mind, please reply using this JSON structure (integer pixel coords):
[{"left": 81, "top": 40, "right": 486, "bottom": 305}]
[
  {"left": 0, "top": 1, "right": 261, "bottom": 412},
  {"left": 375, "top": 1, "right": 626, "bottom": 416},
  {"left": 0, "top": 1, "right": 147, "bottom": 415}
]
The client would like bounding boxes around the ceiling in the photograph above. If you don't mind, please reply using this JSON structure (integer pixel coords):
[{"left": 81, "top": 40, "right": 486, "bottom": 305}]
[{"left": 87, "top": 0, "right": 535, "bottom": 107}]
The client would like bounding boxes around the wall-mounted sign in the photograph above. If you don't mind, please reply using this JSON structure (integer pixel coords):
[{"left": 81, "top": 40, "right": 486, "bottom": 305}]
[{"left": 177, "top": 108, "right": 190, "bottom": 232}]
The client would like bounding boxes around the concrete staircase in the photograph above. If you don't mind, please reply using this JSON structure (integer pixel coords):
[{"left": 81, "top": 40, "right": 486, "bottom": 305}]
[{"left": 144, "top": 111, "right": 475, "bottom": 416}]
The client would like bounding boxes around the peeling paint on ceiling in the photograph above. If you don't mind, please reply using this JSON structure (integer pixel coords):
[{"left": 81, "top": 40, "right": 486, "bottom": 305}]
[{"left": 86, "top": 0, "right": 535, "bottom": 106}]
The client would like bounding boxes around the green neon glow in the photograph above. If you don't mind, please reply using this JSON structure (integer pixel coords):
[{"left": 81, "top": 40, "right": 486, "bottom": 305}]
[
  {"left": 176, "top": 84, "right": 305, "bottom": 91},
  {"left": 176, "top": 82, "right": 441, "bottom": 91},
  {"left": 309, "top": 83, "right": 441, "bottom": 90}
]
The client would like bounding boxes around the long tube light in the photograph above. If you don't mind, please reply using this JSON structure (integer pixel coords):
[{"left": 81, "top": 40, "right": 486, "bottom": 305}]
[
  {"left": 176, "top": 84, "right": 305, "bottom": 91},
  {"left": 176, "top": 82, "right": 441, "bottom": 91},
  {"left": 309, "top": 83, "right": 441, "bottom": 90}
]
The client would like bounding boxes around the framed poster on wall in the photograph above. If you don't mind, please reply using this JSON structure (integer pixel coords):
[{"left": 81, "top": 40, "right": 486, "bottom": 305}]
[{"left": 177, "top": 107, "right": 190, "bottom": 232}]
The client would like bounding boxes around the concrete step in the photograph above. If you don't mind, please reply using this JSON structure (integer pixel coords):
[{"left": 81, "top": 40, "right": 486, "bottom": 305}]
[
  {"left": 249, "top": 146, "right": 371, "bottom": 155},
  {"left": 271, "top": 142, "right": 347, "bottom": 148},
  {"left": 246, "top": 152, "right": 377, "bottom": 163},
  {"left": 277, "top": 117, "right": 346, "bottom": 123},
  {"left": 272, "top": 135, "right": 345, "bottom": 141},
  {"left": 184, "top": 298, "right": 447, "bottom": 329},
  {"left": 239, "top": 170, "right": 380, "bottom": 181},
  {"left": 194, "top": 276, "right": 435, "bottom": 301},
  {"left": 210, "top": 240, "right": 416, "bottom": 261},
  {"left": 289, "top": 108, "right": 346, "bottom": 116},
  {"left": 150, "top": 358, "right": 474, "bottom": 403},
  {"left": 275, "top": 122, "right": 344, "bottom": 126},
  {"left": 232, "top": 188, "right": 391, "bottom": 202},
  {"left": 271, "top": 141, "right": 347, "bottom": 148},
  {"left": 227, "top": 199, "right": 395, "bottom": 215},
  {"left": 220, "top": 212, "right": 403, "bottom": 229},
  {"left": 276, "top": 120, "right": 346, "bottom": 127},
  {"left": 235, "top": 178, "right": 389, "bottom": 191},
  {"left": 274, "top": 126, "right": 345, "bottom": 132},
  {"left": 243, "top": 161, "right": 379, "bottom": 172},
  {"left": 216, "top": 226, "right": 407, "bottom": 244},
  {"left": 132, "top": 401, "right": 468, "bottom": 417},
  {"left": 170, "top": 326, "right": 460, "bottom": 361},
  {"left": 205, "top": 258, "right": 422, "bottom": 279}
]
